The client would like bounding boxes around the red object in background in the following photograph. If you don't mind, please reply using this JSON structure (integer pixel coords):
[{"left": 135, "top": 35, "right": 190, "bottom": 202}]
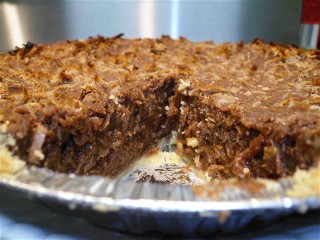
[
  {"left": 319, "top": 28, "right": 320, "bottom": 48},
  {"left": 302, "top": 0, "right": 320, "bottom": 24},
  {"left": 302, "top": 0, "right": 320, "bottom": 48}
]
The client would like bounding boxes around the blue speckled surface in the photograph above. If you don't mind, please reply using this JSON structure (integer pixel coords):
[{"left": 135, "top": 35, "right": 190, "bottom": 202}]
[{"left": 0, "top": 187, "right": 319, "bottom": 240}]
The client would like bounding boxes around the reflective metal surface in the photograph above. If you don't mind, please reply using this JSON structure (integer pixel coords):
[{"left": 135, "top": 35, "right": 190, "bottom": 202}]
[
  {"left": 1, "top": 165, "right": 319, "bottom": 235},
  {"left": 1, "top": 0, "right": 302, "bottom": 51},
  {"left": 1, "top": 187, "right": 320, "bottom": 239}
]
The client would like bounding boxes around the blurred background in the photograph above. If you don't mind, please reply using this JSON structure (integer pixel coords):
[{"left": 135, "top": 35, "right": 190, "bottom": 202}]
[{"left": 0, "top": 0, "right": 319, "bottom": 52}]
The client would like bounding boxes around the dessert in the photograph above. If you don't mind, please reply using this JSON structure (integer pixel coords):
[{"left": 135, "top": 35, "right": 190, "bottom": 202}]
[
  {"left": 176, "top": 39, "right": 320, "bottom": 178},
  {"left": 0, "top": 35, "right": 319, "bottom": 179}
]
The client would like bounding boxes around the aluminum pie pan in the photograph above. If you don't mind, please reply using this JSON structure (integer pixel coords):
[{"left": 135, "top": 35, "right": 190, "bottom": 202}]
[{"left": 1, "top": 159, "right": 320, "bottom": 236}]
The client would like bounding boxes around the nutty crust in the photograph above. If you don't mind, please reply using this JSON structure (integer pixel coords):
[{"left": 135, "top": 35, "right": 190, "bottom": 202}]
[{"left": 0, "top": 35, "right": 319, "bottom": 178}]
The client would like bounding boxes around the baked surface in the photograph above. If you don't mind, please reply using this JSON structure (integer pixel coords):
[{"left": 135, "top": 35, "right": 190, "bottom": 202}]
[
  {"left": 0, "top": 35, "right": 319, "bottom": 178},
  {"left": 177, "top": 39, "right": 320, "bottom": 178},
  {"left": 0, "top": 35, "right": 181, "bottom": 176}
]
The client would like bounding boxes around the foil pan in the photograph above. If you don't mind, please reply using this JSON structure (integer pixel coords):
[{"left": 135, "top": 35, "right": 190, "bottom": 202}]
[{"left": 0, "top": 139, "right": 319, "bottom": 236}]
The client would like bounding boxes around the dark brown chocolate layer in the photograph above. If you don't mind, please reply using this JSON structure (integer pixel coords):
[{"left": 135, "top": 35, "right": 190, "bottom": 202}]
[{"left": 0, "top": 36, "right": 319, "bottom": 178}]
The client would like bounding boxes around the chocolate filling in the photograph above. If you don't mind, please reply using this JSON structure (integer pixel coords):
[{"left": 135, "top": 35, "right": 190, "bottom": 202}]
[{"left": 0, "top": 36, "right": 319, "bottom": 179}]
